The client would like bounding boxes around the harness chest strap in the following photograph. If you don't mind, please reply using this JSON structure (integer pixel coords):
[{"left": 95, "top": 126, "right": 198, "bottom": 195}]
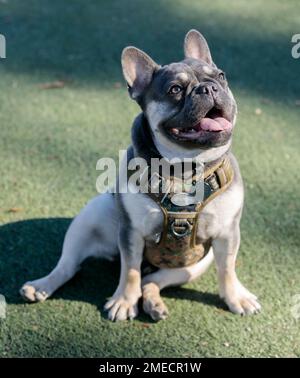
[{"left": 129, "top": 156, "right": 234, "bottom": 269}]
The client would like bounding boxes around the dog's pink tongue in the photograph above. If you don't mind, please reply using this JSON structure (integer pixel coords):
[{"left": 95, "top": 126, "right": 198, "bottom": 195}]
[{"left": 197, "top": 117, "right": 232, "bottom": 132}]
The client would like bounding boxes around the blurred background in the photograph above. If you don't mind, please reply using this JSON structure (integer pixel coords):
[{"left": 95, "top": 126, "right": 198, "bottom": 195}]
[{"left": 0, "top": 0, "right": 299, "bottom": 357}]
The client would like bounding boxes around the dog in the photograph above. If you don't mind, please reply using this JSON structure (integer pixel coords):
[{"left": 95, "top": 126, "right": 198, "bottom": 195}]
[{"left": 20, "top": 30, "right": 261, "bottom": 321}]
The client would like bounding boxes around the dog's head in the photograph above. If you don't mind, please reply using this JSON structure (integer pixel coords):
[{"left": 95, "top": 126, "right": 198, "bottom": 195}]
[{"left": 122, "top": 30, "right": 237, "bottom": 159}]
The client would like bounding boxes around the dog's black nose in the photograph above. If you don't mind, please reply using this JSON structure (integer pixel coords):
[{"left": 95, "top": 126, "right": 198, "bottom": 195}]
[{"left": 196, "top": 83, "right": 218, "bottom": 96}]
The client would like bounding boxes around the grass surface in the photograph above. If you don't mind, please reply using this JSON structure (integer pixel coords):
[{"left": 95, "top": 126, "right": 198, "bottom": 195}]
[{"left": 0, "top": 0, "right": 300, "bottom": 357}]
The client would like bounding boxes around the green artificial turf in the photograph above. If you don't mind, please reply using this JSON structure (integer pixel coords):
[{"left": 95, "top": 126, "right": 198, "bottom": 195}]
[{"left": 0, "top": 0, "right": 300, "bottom": 357}]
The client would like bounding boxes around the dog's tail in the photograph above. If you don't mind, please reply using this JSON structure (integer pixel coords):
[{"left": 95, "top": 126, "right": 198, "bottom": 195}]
[{"left": 143, "top": 248, "right": 214, "bottom": 290}]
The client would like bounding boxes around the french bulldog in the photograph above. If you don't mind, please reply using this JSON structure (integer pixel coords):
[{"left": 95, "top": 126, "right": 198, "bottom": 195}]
[{"left": 20, "top": 30, "right": 261, "bottom": 321}]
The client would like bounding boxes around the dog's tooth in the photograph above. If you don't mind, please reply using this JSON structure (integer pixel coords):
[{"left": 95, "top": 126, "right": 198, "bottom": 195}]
[
  {"left": 185, "top": 128, "right": 196, "bottom": 133},
  {"left": 171, "top": 128, "right": 179, "bottom": 135}
]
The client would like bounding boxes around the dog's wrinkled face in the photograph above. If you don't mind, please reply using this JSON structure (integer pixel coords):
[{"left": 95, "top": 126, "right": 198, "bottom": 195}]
[
  {"left": 143, "top": 59, "right": 236, "bottom": 148},
  {"left": 122, "top": 30, "right": 237, "bottom": 152}
]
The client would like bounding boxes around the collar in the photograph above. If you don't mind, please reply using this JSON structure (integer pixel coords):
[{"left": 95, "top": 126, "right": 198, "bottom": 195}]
[{"left": 142, "top": 155, "right": 234, "bottom": 212}]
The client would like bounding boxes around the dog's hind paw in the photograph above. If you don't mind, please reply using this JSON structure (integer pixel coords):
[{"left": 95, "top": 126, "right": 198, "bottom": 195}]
[
  {"left": 20, "top": 282, "right": 49, "bottom": 303},
  {"left": 142, "top": 283, "right": 169, "bottom": 321},
  {"left": 143, "top": 296, "right": 169, "bottom": 321}
]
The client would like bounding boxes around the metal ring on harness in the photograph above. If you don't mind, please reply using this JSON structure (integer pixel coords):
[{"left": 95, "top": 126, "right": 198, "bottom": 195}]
[{"left": 170, "top": 219, "right": 192, "bottom": 238}]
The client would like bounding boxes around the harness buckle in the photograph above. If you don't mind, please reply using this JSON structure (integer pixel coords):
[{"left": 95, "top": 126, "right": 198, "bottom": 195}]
[{"left": 170, "top": 219, "right": 192, "bottom": 238}]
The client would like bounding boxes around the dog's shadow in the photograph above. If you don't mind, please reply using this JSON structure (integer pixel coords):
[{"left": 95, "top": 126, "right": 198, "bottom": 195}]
[{"left": 0, "top": 218, "right": 225, "bottom": 318}]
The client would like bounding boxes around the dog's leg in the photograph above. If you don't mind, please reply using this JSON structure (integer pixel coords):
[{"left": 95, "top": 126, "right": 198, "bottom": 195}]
[
  {"left": 20, "top": 193, "right": 119, "bottom": 302},
  {"left": 212, "top": 221, "right": 261, "bottom": 315},
  {"left": 142, "top": 248, "right": 214, "bottom": 320},
  {"left": 104, "top": 226, "right": 144, "bottom": 321}
]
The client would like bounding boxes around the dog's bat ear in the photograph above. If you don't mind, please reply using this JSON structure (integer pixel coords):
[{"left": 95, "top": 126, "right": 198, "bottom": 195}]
[
  {"left": 121, "top": 47, "right": 159, "bottom": 100},
  {"left": 184, "top": 29, "right": 213, "bottom": 65}
]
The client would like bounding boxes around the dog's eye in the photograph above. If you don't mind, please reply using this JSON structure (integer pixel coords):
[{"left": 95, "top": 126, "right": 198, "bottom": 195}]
[
  {"left": 168, "top": 85, "right": 183, "bottom": 95},
  {"left": 218, "top": 72, "right": 225, "bottom": 80}
]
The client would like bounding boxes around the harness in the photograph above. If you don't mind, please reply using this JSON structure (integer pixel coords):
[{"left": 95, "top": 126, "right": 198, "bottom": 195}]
[{"left": 134, "top": 156, "right": 234, "bottom": 269}]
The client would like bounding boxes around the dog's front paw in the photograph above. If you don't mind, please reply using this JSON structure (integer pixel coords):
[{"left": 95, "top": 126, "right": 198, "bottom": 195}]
[
  {"left": 223, "top": 283, "right": 261, "bottom": 316},
  {"left": 104, "top": 295, "right": 139, "bottom": 321}
]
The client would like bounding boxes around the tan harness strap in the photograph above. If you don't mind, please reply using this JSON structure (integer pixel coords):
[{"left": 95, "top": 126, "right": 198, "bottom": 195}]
[{"left": 129, "top": 156, "right": 234, "bottom": 269}]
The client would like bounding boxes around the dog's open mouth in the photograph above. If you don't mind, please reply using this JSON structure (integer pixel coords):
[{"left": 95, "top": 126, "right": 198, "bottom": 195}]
[{"left": 168, "top": 108, "right": 232, "bottom": 140}]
